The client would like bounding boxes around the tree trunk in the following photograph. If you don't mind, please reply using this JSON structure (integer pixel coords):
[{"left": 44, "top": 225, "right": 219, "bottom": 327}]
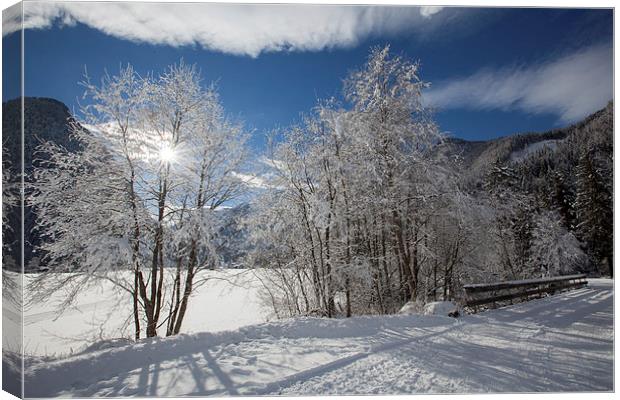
[
  {"left": 132, "top": 273, "right": 141, "bottom": 340},
  {"left": 172, "top": 240, "right": 198, "bottom": 335}
]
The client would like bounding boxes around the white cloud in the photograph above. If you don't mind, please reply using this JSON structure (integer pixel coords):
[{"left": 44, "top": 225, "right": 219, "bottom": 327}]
[
  {"left": 258, "top": 156, "right": 287, "bottom": 172},
  {"left": 3, "top": 2, "right": 446, "bottom": 57},
  {"left": 420, "top": 6, "right": 444, "bottom": 18},
  {"left": 425, "top": 44, "right": 613, "bottom": 123},
  {"left": 232, "top": 172, "right": 271, "bottom": 189},
  {"left": 2, "top": 4, "right": 21, "bottom": 36}
]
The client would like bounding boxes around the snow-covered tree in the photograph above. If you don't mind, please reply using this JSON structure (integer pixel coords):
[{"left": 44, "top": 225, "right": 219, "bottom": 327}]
[
  {"left": 29, "top": 62, "right": 248, "bottom": 339},
  {"left": 2, "top": 144, "right": 20, "bottom": 306},
  {"left": 573, "top": 149, "right": 613, "bottom": 277},
  {"left": 531, "top": 211, "right": 590, "bottom": 277},
  {"left": 248, "top": 46, "right": 461, "bottom": 317}
]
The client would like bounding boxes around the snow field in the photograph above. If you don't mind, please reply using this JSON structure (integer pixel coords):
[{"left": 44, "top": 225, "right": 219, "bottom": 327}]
[
  {"left": 6, "top": 269, "right": 270, "bottom": 357},
  {"left": 14, "top": 278, "right": 613, "bottom": 396}
]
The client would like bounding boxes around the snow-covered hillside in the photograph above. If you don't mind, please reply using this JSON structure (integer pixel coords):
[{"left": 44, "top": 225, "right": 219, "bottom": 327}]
[
  {"left": 13, "top": 279, "right": 613, "bottom": 396},
  {"left": 509, "top": 139, "right": 560, "bottom": 162}
]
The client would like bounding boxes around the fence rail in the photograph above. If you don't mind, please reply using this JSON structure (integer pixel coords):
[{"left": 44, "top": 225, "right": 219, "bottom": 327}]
[{"left": 463, "top": 274, "right": 588, "bottom": 311}]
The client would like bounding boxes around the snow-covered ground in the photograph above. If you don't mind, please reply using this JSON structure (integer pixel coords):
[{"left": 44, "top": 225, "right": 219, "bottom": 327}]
[
  {"left": 3, "top": 270, "right": 270, "bottom": 357},
  {"left": 12, "top": 278, "right": 613, "bottom": 396}
]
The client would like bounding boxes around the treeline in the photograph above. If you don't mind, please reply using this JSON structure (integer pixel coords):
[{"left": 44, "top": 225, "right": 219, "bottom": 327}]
[
  {"left": 498, "top": 103, "right": 613, "bottom": 277},
  {"left": 246, "top": 46, "right": 613, "bottom": 318}
]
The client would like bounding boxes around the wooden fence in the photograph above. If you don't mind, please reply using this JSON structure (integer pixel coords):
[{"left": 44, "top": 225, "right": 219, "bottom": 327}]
[{"left": 463, "top": 274, "right": 588, "bottom": 312}]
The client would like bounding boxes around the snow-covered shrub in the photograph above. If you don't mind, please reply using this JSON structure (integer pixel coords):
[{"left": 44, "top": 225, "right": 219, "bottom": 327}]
[{"left": 531, "top": 211, "right": 591, "bottom": 276}]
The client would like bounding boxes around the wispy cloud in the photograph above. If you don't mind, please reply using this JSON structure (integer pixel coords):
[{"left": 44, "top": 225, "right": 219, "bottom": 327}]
[
  {"left": 425, "top": 44, "right": 613, "bottom": 123},
  {"left": 258, "top": 156, "right": 287, "bottom": 172},
  {"left": 4, "top": 2, "right": 446, "bottom": 57},
  {"left": 231, "top": 172, "right": 271, "bottom": 189}
]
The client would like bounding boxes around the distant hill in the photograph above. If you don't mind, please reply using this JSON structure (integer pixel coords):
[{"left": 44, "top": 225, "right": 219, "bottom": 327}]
[
  {"left": 443, "top": 102, "right": 613, "bottom": 274},
  {"left": 2, "top": 97, "right": 81, "bottom": 271},
  {"left": 443, "top": 103, "right": 612, "bottom": 187}
]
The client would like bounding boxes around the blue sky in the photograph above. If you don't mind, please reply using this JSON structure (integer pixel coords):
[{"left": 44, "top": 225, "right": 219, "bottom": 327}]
[{"left": 2, "top": 3, "right": 613, "bottom": 149}]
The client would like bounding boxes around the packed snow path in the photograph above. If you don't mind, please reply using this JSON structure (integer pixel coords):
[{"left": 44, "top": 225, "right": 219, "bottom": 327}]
[{"left": 23, "top": 279, "right": 613, "bottom": 397}]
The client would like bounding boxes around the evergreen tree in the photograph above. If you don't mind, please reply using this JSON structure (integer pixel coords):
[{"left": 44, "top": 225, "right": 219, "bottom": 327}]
[
  {"left": 549, "top": 169, "right": 574, "bottom": 229},
  {"left": 574, "top": 151, "right": 613, "bottom": 277}
]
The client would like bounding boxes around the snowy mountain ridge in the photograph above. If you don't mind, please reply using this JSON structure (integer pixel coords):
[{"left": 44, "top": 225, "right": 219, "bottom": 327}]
[{"left": 443, "top": 101, "right": 612, "bottom": 179}]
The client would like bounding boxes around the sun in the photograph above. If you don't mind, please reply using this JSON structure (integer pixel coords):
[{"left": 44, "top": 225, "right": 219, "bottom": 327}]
[{"left": 158, "top": 143, "right": 177, "bottom": 164}]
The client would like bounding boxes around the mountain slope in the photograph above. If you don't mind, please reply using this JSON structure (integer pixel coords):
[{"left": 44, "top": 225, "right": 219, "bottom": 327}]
[
  {"left": 2, "top": 97, "right": 81, "bottom": 271},
  {"left": 445, "top": 102, "right": 613, "bottom": 184},
  {"left": 444, "top": 102, "right": 613, "bottom": 276}
]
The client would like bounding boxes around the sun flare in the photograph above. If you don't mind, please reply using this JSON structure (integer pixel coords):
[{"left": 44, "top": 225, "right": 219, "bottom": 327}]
[{"left": 159, "top": 144, "right": 177, "bottom": 163}]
